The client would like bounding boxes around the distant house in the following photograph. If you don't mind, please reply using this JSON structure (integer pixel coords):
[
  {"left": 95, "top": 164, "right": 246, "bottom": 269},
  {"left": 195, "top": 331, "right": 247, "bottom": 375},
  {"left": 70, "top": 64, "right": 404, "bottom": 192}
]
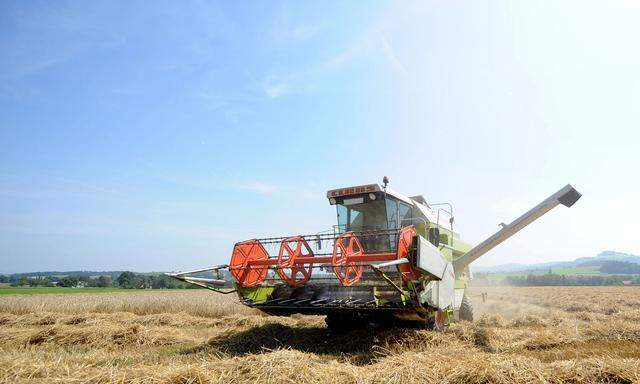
[
  {"left": 75, "top": 281, "right": 87, "bottom": 288},
  {"left": 622, "top": 280, "right": 633, "bottom": 285}
]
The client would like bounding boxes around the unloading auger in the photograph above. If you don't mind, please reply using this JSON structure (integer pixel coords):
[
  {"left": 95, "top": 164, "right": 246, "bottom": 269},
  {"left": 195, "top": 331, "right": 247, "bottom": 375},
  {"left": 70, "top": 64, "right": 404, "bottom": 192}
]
[{"left": 167, "top": 179, "right": 581, "bottom": 329}]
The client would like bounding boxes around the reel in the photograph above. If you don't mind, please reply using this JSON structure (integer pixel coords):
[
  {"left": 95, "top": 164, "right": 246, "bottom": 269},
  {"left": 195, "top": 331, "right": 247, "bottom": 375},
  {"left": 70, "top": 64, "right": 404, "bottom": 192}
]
[
  {"left": 276, "top": 236, "right": 314, "bottom": 286},
  {"left": 332, "top": 231, "right": 364, "bottom": 286},
  {"left": 229, "top": 239, "right": 269, "bottom": 287}
]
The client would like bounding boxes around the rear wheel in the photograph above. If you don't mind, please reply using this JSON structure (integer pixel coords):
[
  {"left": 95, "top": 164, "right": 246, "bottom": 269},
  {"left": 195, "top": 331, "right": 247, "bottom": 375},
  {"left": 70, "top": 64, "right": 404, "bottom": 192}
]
[{"left": 459, "top": 295, "right": 474, "bottom": 322}]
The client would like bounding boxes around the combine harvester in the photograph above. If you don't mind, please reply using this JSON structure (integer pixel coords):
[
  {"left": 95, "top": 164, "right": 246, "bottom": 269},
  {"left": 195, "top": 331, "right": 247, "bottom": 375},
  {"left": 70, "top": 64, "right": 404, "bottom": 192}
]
[{"left": 168, "top": 178, "right": 581, "bottom": 329}]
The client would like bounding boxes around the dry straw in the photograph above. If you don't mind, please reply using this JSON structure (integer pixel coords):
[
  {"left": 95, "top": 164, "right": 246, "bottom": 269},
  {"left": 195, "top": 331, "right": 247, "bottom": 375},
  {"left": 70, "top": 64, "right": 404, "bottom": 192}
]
[{"left": 0, "top": 286, "right": 639, "bottom": 383}]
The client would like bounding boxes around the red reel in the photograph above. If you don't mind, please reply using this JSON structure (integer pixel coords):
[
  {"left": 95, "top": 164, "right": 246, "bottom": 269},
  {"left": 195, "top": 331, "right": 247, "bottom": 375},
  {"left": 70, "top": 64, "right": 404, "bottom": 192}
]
[
  {"left": 397, "top": 226, "right": 422, "bottom": 282},
  {"left": 230, "top": 239, "right": 269, "bottom": 287},
  {"left": 332, "top": 232, "right": 364, "bottom": 286},
  {"left": 277, "top": 236, "right": 314, "bottom": 286}
]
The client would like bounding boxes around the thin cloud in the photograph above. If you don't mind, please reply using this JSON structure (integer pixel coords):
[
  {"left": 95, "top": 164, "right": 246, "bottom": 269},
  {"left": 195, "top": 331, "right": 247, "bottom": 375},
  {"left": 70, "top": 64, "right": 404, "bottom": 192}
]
[
  {"left": 260, "top": 20, "right": 410, "bottom": 99},
  {"left": 377, "top": 31, "right": 408, "bottom": 76},
  {"left": 268, "top": 6, "right": 318, "bottom": 45},
  {"left": 262, "top": 77, "right": 291, "bottom": 99},
  {"left": 235, "top": 181, "right": 279, "bottom": 196}
]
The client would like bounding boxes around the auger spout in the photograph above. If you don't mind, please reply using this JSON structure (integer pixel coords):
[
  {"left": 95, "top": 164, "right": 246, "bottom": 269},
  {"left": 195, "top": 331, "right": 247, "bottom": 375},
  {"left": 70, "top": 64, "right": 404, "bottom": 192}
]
[{"left": 453, "top": 184, "right": 581, "bottom": 270}]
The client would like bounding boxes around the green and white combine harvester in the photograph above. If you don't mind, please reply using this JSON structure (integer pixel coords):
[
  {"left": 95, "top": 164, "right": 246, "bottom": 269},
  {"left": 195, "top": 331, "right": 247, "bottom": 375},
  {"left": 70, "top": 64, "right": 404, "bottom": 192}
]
[{"left": 168, "top": 178, "right": 581, "bottom": 330}]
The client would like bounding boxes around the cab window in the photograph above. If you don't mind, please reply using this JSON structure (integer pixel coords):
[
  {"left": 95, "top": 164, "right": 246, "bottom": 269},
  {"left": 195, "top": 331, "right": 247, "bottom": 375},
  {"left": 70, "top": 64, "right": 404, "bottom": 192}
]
[
  {"left": 399, "top": 202, "right": 412, "bottom": 226},
  {"left": 385, "top": 198, "right": 398, "bottom": 230},
  {"left": 336, "top": 199, "right": 386, "bottom": 232}
]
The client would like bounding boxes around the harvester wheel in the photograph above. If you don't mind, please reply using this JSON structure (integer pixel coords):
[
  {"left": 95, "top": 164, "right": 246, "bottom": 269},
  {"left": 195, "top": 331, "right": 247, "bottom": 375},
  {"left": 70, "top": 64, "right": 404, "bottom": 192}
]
[
  {"left": 332, "top": 232, "right": 364, "bottom": 286},
  {"left": 229, "top": 240, "right": 270, "bottom": 287},
  {"left": 459, "top": 295, "right": 474, "bottom": 322},
  {"left": 277, "top": 236, "right": 314, "bottom": 286}
]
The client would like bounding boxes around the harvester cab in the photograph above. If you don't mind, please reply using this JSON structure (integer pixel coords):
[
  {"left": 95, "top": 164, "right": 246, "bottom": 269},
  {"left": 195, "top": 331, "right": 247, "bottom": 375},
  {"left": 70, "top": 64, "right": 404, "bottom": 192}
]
[{"left": 167, "top": 179, "right": 581, "bottom": 330}]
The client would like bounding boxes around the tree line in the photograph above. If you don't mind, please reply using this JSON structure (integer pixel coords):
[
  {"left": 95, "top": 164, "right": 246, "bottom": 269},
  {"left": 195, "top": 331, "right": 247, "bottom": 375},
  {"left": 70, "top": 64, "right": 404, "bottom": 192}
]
[
  {"left": 504, "top": 273, "right": 640, "bottom": 286},
  {"left": 598, "top": 261, "right": 640, "bottom": 274},
  {"left": 0, "top": 271, "right": 193, "bottom": 289}
]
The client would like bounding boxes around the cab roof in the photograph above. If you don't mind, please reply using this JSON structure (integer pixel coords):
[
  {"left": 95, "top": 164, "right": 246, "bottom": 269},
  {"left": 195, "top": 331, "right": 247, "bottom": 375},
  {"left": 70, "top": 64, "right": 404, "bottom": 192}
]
[{"left": 326, "top": 183, "right": 455, "bottom": 231}]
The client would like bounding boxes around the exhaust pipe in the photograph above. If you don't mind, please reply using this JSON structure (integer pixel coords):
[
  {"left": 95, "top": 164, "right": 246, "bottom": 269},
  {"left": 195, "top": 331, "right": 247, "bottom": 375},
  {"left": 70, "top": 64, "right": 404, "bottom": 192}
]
[{"left": 453, "top": 184, "right": 581, "bottom": 270}]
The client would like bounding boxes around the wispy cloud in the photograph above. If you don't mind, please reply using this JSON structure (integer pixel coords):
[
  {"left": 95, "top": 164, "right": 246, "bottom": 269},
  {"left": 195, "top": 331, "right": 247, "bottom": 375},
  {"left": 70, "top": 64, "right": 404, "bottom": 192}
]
[
  {"left": 230, "top": 179, "right": 327, "bottom": 201},
  {"left": 260, "top": 16, "right": 409, "bottom": 99},
  {"left": 12, "top": 58, "right": 63, "bottom": 78},
  {"left": 262, "top": 76, "right": 292, "bottom": 99},
  {"left": 267, "top": 6, "right": 318, "bottom": 45},
  {"left": 234, "top": 181, "right": 279, "bottom": 196},
  {"left": 0, "top": 173, "right": 127, "bottom": 202},
  {"left": 377, "top": 31, "right": 407, "bottom": 76},
  {"left": 323, "top": 27, "right": 407, "bottom": 75}
]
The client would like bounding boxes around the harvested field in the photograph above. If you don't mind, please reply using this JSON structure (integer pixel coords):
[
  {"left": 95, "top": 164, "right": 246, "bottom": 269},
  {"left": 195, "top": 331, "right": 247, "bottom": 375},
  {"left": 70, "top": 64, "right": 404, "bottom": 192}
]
[{"left": 1, "top": 287, "right": 639, "bottom": 383}]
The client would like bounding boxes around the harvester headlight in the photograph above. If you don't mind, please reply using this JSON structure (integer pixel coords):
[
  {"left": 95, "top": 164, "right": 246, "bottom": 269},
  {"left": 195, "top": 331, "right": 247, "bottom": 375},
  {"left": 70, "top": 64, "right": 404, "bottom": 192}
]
[
  {"left": 369, "top": 193, "right": 376, "bottom": 200},
  {"left": 329, "top": 198, "right": 336, "bottom": 205}
]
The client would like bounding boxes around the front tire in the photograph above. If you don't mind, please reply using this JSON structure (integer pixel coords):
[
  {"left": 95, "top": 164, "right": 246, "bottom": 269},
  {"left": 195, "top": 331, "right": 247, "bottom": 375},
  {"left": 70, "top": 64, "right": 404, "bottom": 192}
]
[{"left": 425, "top": 310, "right": 447, "bottom": 331}]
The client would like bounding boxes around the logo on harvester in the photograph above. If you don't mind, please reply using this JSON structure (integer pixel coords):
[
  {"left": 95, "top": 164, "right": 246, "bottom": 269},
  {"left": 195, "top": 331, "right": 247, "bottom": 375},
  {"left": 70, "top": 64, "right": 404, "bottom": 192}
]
[{"left": 327, "top": 184, "right": 379, "bottom": 198}]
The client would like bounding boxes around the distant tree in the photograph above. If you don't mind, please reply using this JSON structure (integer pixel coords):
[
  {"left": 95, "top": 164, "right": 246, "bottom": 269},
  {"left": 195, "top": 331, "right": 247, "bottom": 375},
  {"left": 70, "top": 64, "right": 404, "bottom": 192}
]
[
  {"left": 149, "top": 275, "right": 167, "bottom": 289},
  {"left": 27, "top": 276, "right": 54, "bottom": 287},
  {"left": 116, "top": 271, "right": 148, "bottom": 289},
  {"left": 94, "top": 275, "right": 112, "bottom": 287},
  {"left": 135, "top": 275, "right": 148, "bottom": 289},
  {"left": 505, "top": 272, "right": 635, "bottom": 286},
  {"left": 148, "top": 274, "right": 187, "bottom": 289},
  {"left": 600, "top": 261, "right": 640, "bottom": 274},
  {"left": 116, "top": 271, "right": 136, "bottom": 288},
  {"left": 59, "top": 276, "right": 80, "bottom": 287},
  {"left": 12, "top": 277, "right": 29, "bottom": 287}
]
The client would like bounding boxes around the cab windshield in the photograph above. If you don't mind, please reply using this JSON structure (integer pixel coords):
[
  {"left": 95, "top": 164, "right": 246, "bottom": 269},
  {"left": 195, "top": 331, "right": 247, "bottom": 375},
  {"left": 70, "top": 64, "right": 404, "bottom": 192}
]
[
  {"left": 336, "top": 199, "right": 387, "bottom": 232},
  {"left": 336, "top": 196, "right": 410, "bottom": 252},
  {"left": 336, "top": 196, "right": 412, "bottom": 232}
]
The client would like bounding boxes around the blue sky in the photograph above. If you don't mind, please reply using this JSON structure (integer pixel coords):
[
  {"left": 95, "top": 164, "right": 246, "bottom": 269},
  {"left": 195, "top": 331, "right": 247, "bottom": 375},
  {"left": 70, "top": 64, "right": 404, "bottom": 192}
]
[{"left": 1, "top": 1, "right": 639, "bottom": 273}]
